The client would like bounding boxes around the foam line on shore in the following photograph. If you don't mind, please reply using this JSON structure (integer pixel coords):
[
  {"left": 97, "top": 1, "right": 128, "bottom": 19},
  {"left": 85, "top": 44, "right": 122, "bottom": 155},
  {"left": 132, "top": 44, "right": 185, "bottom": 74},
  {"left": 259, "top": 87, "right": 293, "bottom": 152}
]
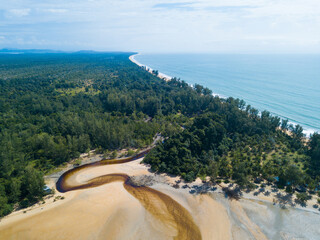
[{"left": 130, "top": 54, "right": 172, "bottom": 81}]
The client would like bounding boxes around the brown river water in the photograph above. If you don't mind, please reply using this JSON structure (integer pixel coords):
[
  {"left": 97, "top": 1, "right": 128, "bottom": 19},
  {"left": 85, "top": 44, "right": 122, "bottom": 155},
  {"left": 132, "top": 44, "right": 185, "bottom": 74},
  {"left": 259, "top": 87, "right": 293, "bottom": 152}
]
[{"left": 56, "top": 149, "right": 202, "bottom": 240}]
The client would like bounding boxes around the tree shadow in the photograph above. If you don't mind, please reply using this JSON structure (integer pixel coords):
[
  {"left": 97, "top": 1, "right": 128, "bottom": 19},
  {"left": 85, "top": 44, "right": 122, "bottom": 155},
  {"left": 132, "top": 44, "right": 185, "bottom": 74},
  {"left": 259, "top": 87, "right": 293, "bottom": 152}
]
[
  {"left": 271, "top": 186, "right": 279, "bottom": 193},
  {"left": 275, "top": 192, "right": 296, "bottom": 207},
  {"left": 222, "top": 186, "right": 242, "bottom": 201},
  {"left": 189, "top": 182, "right": 214, "bottom": 195},
  {"left": 264, "top": 190, "right": 271, "bottom": 196},
  {"left": 245, "top": 188, "right": 252, "bottom": 193},
  {"left": 259, "top": 187, "right": 265, "bottom": 193},
  {"left": 172, "top": 183, "right": 180, "bottom": 189},
  {"left": 294, "top": 198, "right": 307, "bottom": 207}
]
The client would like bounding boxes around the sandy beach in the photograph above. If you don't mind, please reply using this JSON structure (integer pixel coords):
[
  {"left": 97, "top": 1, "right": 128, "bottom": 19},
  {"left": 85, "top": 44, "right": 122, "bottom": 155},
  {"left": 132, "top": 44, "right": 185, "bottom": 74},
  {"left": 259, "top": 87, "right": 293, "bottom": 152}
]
[
  {"left": 129, "top": 54, "right": 172, "bottom": 81},
  {"left": 1, "top": 152, "right": 319, "bottom": 240},
  {"left": 129, "top": 54, "right": 226, "bottom": 99}
]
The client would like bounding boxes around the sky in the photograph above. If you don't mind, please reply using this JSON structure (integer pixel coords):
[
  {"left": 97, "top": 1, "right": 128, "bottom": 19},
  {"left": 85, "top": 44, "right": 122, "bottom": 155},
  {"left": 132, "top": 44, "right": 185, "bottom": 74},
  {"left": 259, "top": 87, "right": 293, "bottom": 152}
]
[{"left": 0, "top": 0, "right": 320, "bottom": 53}]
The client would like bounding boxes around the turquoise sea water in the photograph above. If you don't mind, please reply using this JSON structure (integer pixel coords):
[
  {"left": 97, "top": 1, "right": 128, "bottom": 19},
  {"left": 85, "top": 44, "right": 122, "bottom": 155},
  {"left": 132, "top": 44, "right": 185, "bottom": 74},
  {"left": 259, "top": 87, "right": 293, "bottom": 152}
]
[{"left": 134, "top": 54, "right": 320, "bottom": 135}]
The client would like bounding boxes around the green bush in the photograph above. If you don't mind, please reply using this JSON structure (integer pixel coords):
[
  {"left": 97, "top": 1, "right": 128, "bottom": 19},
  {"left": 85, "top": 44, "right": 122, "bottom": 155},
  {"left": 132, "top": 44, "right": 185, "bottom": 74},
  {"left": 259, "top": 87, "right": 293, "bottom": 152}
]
[{"left": 296, "top": 193, "right": 309, "bottom": 204}]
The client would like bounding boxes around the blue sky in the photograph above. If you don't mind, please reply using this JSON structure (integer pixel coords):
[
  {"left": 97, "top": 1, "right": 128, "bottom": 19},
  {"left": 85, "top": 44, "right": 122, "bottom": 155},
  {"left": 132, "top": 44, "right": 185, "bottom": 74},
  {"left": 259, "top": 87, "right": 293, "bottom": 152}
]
[{"left": 0, "top": 0, "right": 319, "bottom": 53}]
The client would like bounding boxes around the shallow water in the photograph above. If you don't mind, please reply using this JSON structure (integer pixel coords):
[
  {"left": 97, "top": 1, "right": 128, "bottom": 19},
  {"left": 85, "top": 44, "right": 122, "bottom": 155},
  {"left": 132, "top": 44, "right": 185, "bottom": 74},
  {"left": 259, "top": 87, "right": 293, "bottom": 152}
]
[{"left": 56, "top": 149, "right": 150, "bottom": 192}]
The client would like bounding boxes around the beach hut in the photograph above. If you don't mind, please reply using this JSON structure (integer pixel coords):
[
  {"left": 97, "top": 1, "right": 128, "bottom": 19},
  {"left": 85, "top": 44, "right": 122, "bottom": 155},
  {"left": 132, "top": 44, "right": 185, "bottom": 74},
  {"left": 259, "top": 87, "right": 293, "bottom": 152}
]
[{"left": 43, "top": 185, "right": 52, "bottom": 194}]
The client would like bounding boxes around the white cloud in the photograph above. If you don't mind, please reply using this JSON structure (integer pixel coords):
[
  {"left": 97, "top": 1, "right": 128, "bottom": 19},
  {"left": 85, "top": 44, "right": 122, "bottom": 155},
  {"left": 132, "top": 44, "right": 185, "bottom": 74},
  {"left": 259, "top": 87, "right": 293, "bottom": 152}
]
[
  {"left": 8, "top": 8, "right": 31, "bottom": 17},
  {"left": 44, "top": 9, "right": 68, "bottom": 13},
  {"left": 0, "top": 0, "right": 319, "bottom": 53}
]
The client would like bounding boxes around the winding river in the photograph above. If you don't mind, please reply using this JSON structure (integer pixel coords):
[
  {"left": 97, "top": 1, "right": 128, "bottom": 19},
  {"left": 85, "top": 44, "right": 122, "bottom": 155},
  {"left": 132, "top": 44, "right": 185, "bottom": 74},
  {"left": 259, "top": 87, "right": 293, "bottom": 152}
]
[{"left": 56, "top": 149, "right": 202, "bottom": 240}]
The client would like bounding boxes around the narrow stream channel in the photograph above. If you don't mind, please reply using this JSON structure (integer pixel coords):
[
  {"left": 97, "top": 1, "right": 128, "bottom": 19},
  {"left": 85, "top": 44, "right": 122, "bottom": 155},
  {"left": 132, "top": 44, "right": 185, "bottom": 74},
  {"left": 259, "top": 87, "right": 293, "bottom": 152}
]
[{"left": 56, "top": 149, "right": 202, "bottom": 240}]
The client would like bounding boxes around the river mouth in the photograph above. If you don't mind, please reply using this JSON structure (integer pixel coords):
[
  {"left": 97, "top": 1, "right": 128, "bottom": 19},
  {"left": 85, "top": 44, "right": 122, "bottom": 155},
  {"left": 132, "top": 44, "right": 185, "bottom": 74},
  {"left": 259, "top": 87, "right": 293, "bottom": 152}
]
[
  {"left": 55, "top": 150, "right": 202, "bottom": 240},
  {"left": 56, "top": 149, "right": 151, "bottom": 192}
]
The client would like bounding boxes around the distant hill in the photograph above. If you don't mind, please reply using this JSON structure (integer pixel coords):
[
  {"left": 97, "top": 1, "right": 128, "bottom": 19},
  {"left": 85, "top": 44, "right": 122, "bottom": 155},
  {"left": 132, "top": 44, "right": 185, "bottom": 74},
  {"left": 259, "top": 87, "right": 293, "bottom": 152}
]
[
  {"left": 74, "top": 50, "right": 99, "bottom": 54},
  {"left": 0, "top": 48, "right": 69, "bottom": 54},
  {"left": 0, "top": 48, "right": 135, "bottom": 55}
]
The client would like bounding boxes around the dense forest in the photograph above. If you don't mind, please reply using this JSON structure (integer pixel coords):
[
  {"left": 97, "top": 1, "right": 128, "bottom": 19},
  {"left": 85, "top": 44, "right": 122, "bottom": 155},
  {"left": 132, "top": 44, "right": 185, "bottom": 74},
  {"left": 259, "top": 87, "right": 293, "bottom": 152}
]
[{"left": 0, "top": 52, "right": 319, "bottom": 217}]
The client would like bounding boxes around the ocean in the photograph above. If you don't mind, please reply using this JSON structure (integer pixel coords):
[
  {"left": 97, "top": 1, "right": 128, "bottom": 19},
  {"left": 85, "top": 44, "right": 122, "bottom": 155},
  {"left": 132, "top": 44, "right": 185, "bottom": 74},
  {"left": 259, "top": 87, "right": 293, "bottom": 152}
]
[{"left": 134, "top": 54, "right": 320, "bottom": 136}]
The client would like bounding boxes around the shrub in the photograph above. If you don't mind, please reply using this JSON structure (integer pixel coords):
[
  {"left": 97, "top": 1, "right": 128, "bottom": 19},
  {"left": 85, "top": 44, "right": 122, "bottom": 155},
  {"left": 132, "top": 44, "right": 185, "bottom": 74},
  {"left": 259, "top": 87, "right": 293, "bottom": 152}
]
[
  {"left": 127, "top": 149, "right": 135, "bottom": 156},
  {"left": 285, "top": 185, "right": 293, "bottom": 193},
  {"left": 296, "top": 193, "right": 309, "bottom": 204}
]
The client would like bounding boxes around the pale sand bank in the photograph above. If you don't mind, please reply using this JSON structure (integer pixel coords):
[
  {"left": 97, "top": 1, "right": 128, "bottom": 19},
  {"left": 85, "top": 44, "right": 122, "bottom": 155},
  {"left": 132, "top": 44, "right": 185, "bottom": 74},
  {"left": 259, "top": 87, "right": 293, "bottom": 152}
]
[
  {"left": 0, "top": 158, "right": 231, "bottom": 240},
  {"left": 1, "top": 156, "right": 320, "bottom": 240}
]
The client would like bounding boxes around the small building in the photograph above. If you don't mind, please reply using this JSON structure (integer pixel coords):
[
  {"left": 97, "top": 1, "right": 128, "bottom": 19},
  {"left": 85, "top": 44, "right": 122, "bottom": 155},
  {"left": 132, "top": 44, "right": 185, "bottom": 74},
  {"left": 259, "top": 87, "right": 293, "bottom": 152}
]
[{"left": 43, "top": 185, "right": 52, "bottom": 194}]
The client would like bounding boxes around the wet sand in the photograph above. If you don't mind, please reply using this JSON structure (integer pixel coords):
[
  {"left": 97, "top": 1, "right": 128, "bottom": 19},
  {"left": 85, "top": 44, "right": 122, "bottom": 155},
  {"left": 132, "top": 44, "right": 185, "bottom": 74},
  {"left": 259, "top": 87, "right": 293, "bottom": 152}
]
[
  {"left": 1, "top": 155, "right": 320, "bottom": 240},
  {"left": 0, "top": 158, "right": 204, "bottom": 240}
]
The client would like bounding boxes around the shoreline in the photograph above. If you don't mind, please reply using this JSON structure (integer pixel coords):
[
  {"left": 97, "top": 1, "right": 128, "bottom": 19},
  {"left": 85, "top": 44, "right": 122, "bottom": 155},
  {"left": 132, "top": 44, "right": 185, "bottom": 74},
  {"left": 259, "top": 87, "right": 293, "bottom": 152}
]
[
  {"left": 129, "top": 54, "right": 172, "bottom": 81},
  {"left": 129, "top": 53, "right": 318, "bottom": 137},
  {"left": 129, "top": 53, "right": 225, "bottom": 98}
]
